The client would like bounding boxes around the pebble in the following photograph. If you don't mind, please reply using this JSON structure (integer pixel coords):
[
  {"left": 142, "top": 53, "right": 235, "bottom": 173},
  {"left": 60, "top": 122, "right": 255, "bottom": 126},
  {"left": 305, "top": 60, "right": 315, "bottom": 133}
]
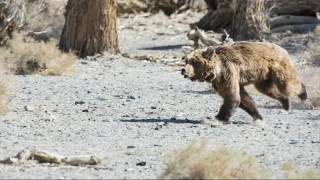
[
  {"left": 127, "top": 145, "right": 136, "bottom": 149},
  {"left": 127, "top": 96, "right": 136, "bottom": 100},
  {"left": 136, "top": 162, "right": 146, "bottom": 166},
  {"left": 75, "top": 101, "right": 85, "bottom": 105}
]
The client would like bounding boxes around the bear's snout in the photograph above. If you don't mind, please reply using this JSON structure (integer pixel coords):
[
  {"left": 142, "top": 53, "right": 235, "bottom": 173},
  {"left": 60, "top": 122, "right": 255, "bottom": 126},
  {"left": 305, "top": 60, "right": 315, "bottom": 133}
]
[{"left": 181, "top": 69, "right": 189, "bottom": 78}]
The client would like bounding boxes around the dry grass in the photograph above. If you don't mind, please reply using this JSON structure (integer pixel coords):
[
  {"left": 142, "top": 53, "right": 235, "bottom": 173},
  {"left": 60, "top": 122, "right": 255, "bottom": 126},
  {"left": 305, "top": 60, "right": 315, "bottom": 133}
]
[
  {"left": 0, "top": 78, "right": 9, "bottom": 115},
  {"left": 0, "top": 33, "right": 76, "bottom": 76},
  {"left": 161, "top": 141, "right": 270, "bottom": 179},
  {"left": 0, "top": 66, "right": 12, "bottom": 115},
  {"left": 161, "top": 141, "right": 320, "bottom": 179},
  {"left": 282, "top": 161, "right": 320, "bottom": 179}
]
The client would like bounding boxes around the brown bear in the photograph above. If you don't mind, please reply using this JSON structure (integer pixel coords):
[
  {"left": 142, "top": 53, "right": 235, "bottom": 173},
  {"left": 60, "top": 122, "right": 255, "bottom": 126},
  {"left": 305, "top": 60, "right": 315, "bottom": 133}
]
[{"left": 181, "top": 42, "right": 307, "bottom": 124}]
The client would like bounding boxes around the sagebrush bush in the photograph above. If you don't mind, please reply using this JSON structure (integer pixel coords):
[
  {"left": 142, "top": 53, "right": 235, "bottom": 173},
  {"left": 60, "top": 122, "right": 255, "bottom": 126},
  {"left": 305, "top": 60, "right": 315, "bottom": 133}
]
[
  {"left": 0, "top": 33, "right": 76, "bottom": 75},
  {"left": 161, "top": 141, "right": 270, "bottom": 179}
]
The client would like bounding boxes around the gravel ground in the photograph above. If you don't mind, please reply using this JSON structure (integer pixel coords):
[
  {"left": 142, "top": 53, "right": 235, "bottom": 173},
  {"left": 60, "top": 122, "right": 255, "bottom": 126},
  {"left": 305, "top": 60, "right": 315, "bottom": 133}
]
[{"left": 0, "top": 12, "right": 319, "bottom": 179}]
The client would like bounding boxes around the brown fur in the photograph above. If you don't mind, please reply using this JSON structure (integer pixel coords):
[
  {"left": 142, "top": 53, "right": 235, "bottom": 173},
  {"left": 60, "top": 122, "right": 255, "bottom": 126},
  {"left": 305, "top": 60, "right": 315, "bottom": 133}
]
[{"left": 182, "top": 42, "right": 307, "bottom": 123}]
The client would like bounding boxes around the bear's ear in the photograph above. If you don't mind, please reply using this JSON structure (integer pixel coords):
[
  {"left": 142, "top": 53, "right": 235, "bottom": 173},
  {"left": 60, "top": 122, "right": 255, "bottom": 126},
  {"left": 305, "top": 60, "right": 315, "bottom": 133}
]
[{"left": 202, "top": 46, "right": 215, "bottom": 59}]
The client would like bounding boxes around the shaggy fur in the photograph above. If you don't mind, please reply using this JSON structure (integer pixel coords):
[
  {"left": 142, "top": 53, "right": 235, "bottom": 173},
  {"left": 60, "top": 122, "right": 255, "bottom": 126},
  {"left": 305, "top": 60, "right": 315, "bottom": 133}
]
[{"left": 182, "top": 42, "right": 307, "bottom": 123}]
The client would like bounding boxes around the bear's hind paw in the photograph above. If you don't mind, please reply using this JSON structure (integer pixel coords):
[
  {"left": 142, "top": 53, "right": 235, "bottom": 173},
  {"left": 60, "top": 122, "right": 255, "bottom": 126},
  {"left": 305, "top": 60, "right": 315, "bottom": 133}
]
[{"left": 253, "top": 119, "right": 268, "bottom": 128}]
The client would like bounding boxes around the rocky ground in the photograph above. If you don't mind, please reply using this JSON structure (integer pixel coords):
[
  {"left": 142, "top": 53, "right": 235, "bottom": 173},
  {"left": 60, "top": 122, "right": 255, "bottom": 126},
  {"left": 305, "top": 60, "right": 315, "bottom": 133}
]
[{"left": 0, "top": 12, "right": 319, "bottom": 179}]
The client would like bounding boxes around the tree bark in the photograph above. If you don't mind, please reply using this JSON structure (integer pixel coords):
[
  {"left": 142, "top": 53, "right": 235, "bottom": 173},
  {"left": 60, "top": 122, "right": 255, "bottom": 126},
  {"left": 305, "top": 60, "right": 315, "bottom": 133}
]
[
  {"left": 231, "top": 0, "right": 269, "bottom": 40},
  {"left": 59, "top": 0, "right": 118, "bottom": 58}
]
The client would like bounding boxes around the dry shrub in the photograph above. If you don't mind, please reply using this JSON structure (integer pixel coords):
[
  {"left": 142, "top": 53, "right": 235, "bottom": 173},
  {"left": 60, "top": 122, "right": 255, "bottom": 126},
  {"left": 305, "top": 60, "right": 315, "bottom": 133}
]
[
  {"left": 161, "top": 141, "right": 269, "bottom": 179},
  {"left": 24, "top": 0, "right": 67, "bottom": 39},
  {"left": 282, "top": 161, "right": 320, "bottom": 179},
  {"left": 0, "top": 33, "right": 76, "bottom": 75},
  {"left": 308, "top": 41, "right": 320, "bottom": 66}
]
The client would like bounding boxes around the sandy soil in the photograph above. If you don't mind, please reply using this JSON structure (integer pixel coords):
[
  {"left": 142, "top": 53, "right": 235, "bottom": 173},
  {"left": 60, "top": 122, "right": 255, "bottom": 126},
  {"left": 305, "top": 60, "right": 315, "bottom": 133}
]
[{"left": 0, "top": 12, "right": 319, "bottom": 179}]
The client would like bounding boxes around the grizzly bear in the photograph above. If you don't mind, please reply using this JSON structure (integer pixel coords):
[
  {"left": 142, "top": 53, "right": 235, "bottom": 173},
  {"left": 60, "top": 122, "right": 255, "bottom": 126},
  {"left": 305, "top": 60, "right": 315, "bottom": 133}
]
[{"left": 181, "top": 42, "right": 307, "bottom": 124}]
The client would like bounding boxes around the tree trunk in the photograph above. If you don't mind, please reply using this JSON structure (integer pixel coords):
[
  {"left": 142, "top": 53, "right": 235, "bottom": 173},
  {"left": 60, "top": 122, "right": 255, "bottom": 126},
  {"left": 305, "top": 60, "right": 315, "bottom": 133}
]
[
  {"left": 59, "top": 0, "right": 118, "bottom": 58},
  {"left": 194, "top": 0, "right": 236, "bottom": 32},
  {"left": 231, "top": 0, "right": 269, "bottom": 40}
]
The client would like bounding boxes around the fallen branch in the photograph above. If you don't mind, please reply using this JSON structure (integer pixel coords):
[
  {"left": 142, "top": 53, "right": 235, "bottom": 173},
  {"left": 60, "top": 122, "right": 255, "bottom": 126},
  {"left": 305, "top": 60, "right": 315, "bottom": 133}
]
[
  {"left": 0, "top": 148, "right": 101, "bottom": 166},
  {"left": 26, "top": 29, "right": 52, "bottom": 42},
  {"left": 272, "top": 23, "right": 320, "bottom": 33},
  {"left": 268, "top": 0, "right": 320, "bottom": 16},
  {"left": 271, "top": 15, "right": 320, "bottom": 29}
]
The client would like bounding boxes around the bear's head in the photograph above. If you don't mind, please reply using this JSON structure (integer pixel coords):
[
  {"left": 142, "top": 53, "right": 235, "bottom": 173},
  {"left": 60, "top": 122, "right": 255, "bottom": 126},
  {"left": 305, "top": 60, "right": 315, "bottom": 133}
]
[{"left": 181, "top": 46, "right": 220, "bottom": 82}]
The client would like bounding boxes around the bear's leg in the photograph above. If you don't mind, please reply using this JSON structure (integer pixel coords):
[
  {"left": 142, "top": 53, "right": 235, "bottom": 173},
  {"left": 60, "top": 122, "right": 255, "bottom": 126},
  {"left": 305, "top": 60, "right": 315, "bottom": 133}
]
[
  {"left": 215, "top": 83, "right": 240, "bottom": 123},
  {"left": 239, "top": 86, "right": 263, "bottom": 120},
  {"left": 255, "top": 81, "right": 291, "bottom": 111}
]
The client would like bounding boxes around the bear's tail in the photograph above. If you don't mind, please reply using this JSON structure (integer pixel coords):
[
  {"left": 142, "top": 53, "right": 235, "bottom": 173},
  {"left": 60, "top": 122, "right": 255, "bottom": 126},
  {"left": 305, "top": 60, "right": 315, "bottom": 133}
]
[{"left": 298, "top": 83, "right": 308, "bottom": 101}]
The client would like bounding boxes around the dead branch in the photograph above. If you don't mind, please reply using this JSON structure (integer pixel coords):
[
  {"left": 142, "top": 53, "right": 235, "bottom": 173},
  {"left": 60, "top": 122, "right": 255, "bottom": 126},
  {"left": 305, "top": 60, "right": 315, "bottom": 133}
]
[
  {"left": 267, "top": 0, "right": 320, "bottom": 17},
  {"left": 0, "top": 148, "right": 101, "bottom": 166},
  {"left": 272, "top": 23, "right": 320, "bottom": 33},
  {"left": 271, "top": 15, "right": 320, "bottom": 29}
]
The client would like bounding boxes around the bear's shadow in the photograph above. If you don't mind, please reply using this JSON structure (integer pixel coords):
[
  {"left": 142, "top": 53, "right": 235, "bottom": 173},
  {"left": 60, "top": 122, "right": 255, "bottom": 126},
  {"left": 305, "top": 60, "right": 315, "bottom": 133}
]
[
  {"left": 259, "top": 102, "right": 314, "bottom": 111},
  {"left": 120, "top": 118, "right": 201, "bottom": 124},
  {"left": 120, "top": 118, "right": 250, "bottom": 125},
  {"left": 139, "top": 44, "right": 188, "bottom": 51},
  {"left": 182, "top": 90, "right": 213, "bottom": 95}
]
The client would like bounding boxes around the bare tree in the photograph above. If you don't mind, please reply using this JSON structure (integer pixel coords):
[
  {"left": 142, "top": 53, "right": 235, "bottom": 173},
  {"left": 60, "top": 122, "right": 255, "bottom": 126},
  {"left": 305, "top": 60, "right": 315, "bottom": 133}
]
[{"left": 59, "top": 0, "right": 118, "bottom": 58}]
